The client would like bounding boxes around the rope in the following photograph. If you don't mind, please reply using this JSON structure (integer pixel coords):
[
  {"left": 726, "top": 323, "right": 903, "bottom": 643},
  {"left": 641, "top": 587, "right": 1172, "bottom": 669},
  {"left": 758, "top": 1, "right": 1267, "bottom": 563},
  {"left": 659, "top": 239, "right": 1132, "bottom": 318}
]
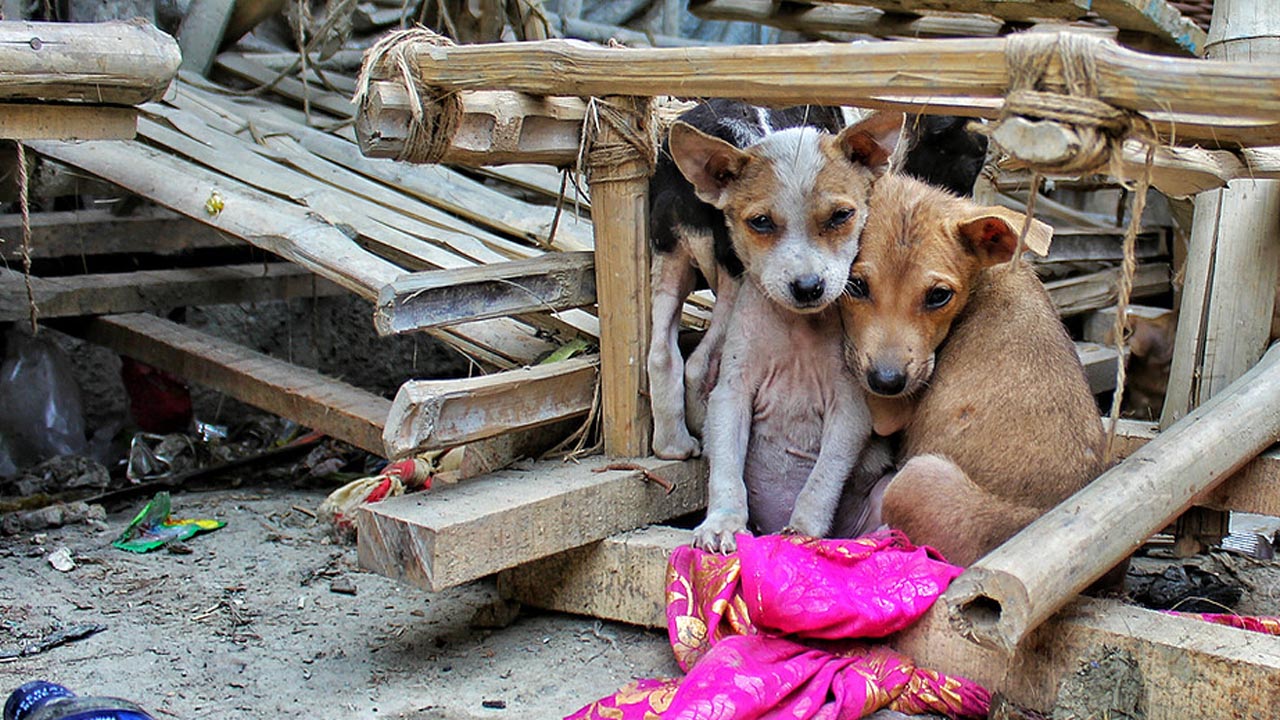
[
  {"left": 1104, "top": 141, "right": 1157, "bottom": 462},
  {"left": 354, "top": 28, "right": 463, "bottom": 164},
  {"left": 997, "top": 32, "right": 1139, "bottom": 176},
  {"left": 16, "top": 142, "right": 38, "bottom": 335},
  {"left": 580, "top": 96, "right": 657, "bottom": 184}
]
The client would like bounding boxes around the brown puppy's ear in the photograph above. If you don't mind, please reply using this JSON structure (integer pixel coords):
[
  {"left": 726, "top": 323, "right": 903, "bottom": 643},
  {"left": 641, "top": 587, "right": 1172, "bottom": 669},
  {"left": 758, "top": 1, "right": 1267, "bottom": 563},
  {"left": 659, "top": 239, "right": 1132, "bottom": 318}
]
[
  {"left": 957, "top": 206, "right": 1054, "bottom": 265},
  {"left": 837, "top": 111, "right": 906, "bottom": 174},
  {"left": 668, "top": 122, "right": 749, "bottom": 209}
]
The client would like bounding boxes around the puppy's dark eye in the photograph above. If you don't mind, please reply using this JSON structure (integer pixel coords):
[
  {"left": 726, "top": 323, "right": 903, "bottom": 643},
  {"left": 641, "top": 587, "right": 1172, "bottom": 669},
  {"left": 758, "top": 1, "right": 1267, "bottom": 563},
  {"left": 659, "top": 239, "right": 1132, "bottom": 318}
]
[
  {"left": 747, "top": 214, "right": 776, "bottom": 233},
  {"left": 845, "top": 276, "right": 869, "bottom": 300},
  {"left": 924, "top": 286, "right": 954, "bottom": 310},
  {"left": 826, "top": 207, "right": 855, "bottom": 230}
]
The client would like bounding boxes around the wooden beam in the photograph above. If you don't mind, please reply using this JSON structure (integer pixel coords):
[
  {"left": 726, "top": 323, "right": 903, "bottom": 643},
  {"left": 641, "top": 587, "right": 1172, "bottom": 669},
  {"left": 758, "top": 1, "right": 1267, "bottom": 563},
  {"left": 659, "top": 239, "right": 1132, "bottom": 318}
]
[
  {"left": 0, "top": 263, "right": 343, "bottom": 320},
  {"left": 0, "top": 207, "right": 233, "bottom": 261},
  {"left": 0, "top": 20, "right": 180, "bottom": 105},
  {"left": 1082, "top": 304, "right": 1174, "bottom": 344},
  {"left": 821, "top": 0, "right": 1084, "bottom": 22},
  {"left": 75, "top": 313, "right": 391, "bottom": 454},
  {"left": 355, "top": 456, "right": 706, "bottom": 591},
  {"left": 176, "top": 0, "right": 236, "bottom": 76},
  {"left": 688, "top": 0, "right": 1005, "bottom": 39},
  {"left": 27, "top": 139, "right": 402, "bottom": 301},
  {"left": 1090, "top": 0, "right": 1206, "bottom": 55},
  {"left": 1076, "top": 341, "right": 1122, "bottom": 394},
  {"left": 382, "top": 355, "right": 600, "bottom": 459},
  {"left": 374, "top": 252, "right": 595, "bottom": 335},
  {"left": 509, "top": 523, "right": 1280, "bottom": 718},
  {"left": 1045, "top": 263, "right": 1170, "bottom": 317},
  {"left": 944, "top": 343, "right": 1280, "bottom": 653},
  {"left": 378, "top": 31, "right": 1280, "bottom": 145},
  {"left": 589, "top": 96, "right": 652, "bottom": 457},
  {"left": 0, "top": 103, "right": 137, "bottom": 140},
  {"left": 1036, "top": 228, "right": 1165, "bottom": 265}
]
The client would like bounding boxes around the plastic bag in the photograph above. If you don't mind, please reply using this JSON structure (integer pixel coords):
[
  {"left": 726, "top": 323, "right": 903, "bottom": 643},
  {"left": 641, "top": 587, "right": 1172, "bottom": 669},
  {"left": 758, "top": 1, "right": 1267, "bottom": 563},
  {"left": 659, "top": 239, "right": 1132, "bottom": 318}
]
[{"left": 0, "top": 329, "right": 88, "bottom": 476}]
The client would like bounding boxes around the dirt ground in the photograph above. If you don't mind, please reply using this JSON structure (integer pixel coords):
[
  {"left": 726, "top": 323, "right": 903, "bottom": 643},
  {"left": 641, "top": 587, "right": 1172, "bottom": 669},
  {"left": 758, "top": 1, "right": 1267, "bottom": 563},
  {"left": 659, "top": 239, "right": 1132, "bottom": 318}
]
[{"left": 0, "top": 485, "right": 678, "bottom": 719}]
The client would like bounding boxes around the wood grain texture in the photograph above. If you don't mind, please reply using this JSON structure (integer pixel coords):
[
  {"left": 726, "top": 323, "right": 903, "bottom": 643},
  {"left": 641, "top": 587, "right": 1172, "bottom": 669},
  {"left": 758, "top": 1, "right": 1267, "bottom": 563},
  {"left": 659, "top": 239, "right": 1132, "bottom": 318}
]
[
  {"left": 355, "top": 456, "right": 706, "bottom": 591},
  {"left": 0, "top": 207, "right": 232, "bottom": 261},
  {"left": 688, "top": 0, "right": 1005, "bottom": 39},
  {"left": 0, "top": 263, "right": 342, "bottom": 321},
  {"left": 945, "top": 343, "right": 1280, "bottom": 653},
  {"left": 76, "top": 313, "right": 391, "bottom": 454},
  {"left": 382, "top": 355, "right": 600, "bottom": 459},
  {"left": 0, "top": 20, "right": 180, "bottom": 105},
  {"left": 1044, "top": 263, "right": 1170, "bottom": 317},
  {"left": 0, "top": 104, "right": 136, "bottom": 140}
]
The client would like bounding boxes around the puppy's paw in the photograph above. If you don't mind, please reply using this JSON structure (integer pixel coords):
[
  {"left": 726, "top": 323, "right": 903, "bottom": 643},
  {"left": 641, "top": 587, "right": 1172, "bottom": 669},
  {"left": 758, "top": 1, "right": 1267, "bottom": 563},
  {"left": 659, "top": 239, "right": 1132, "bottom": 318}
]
[
  {"left": 652, "top": 429, "right": 701, "bottom": 460},
  {"left": 692, "top": 512, "right": 747, "bottom": 554},
  {"left": 781, "top": 510, "right": 828, "bottom": 539}
]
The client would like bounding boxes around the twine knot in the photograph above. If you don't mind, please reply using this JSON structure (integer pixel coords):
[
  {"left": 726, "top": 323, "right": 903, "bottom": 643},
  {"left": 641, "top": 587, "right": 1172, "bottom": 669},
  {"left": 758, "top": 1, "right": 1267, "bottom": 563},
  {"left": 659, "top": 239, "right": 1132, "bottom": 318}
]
[
  {"left": 580, "top": 96, "right": 658, "bottom": 184},
  {"left": 354, "top": 28, "right": 463, "bottom": 164}
]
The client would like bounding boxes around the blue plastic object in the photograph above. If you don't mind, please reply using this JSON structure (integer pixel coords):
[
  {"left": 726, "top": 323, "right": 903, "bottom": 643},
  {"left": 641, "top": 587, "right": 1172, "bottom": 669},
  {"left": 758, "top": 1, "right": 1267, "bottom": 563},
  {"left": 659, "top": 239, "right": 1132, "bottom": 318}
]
[{"left": 4, "top": 681, "right": 154, "bottom": 720}]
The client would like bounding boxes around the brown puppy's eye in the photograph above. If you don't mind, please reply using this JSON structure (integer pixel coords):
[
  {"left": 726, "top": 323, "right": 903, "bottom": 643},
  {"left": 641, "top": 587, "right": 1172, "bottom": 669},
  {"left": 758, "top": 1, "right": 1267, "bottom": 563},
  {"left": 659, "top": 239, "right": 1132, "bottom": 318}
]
[
  {"left": 825, "top": 207, "right": 855, "bottom": 230},
  {"left": 924, "top": 286, "right": 954, "bottom": 310},
  {"left": 845, "top": 276, "right": 869, "bottom": 300},
  {"left": 747, "top": 214, "right": 776, "bottom": 233}
]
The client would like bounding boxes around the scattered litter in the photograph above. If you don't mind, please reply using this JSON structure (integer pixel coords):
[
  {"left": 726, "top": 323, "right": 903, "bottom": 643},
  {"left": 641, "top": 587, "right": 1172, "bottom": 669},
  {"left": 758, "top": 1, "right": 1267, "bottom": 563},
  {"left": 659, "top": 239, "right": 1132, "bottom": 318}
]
[
  {"left": 2, "top": 501, "right": 106, "bottom": 535},
  {"left": 46, "top": 547, "right": 75, "bottom": 572},
  {"left": 1128, "top": 561, "right": 1242, "bottom": 613},
  {"left": 0, "top": 623, "right": 106, "bottom": 660},
  {"left": 318, "top": 454, "right": 443, "bottom": 539},
  {"left": 329, "top": 576, "right": 358, "bottom": 596},
  {"left": 126, "top": 433, "right": 200, "bottom": 484},
  {"left": 111, "top": 491, "right": 224, "bottom": 553}
]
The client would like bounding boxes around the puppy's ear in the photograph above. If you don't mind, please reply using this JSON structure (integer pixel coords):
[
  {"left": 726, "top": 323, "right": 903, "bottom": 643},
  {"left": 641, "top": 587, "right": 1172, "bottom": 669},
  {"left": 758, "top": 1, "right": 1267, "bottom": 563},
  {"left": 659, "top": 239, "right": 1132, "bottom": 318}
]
[
  {"left": 957, "top": 207, "right": 1054, "bottom": 265},
  {"left": 668, "top": 122, "right": 749, "bottom": 208},
  {"left": 1127, "top": 315, "right": 1176, "bottom": 364},
  {"left": 838, "top": 111, "right": 906, "bottom": 174}
]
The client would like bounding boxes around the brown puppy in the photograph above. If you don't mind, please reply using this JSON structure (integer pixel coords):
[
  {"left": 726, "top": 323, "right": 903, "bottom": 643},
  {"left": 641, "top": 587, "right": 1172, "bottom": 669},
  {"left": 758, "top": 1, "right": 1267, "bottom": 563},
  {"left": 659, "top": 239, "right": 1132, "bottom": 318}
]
[{"left": 839, "top": 172, "right": 1107, "bottom": 566}]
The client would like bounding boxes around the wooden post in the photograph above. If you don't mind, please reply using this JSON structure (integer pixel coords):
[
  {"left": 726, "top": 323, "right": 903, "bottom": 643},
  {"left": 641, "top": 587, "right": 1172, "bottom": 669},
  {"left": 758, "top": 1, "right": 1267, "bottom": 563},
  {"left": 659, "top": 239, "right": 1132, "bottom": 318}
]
[
  {"left": 943, "top": 343, "right": 1280, "bottom": 653},
  {"left": 1159, "top": 0, "right": 1280, "bottom": 554},
  {"left": 589, "top": 96, "right": 653, "bottom": 457}
]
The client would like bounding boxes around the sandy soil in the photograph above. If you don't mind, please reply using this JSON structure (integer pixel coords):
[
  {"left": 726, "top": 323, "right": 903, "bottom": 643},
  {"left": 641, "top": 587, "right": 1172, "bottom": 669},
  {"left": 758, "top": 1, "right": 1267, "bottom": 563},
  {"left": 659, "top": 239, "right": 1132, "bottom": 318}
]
[{"left": 0, "top": 486, "right": 677, "bottom": 719}]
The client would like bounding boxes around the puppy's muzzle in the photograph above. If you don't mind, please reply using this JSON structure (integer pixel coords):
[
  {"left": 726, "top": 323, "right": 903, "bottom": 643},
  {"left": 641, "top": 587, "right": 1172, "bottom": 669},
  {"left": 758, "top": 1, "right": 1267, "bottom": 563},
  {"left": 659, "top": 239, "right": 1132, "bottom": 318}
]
[{"left": 789, "top": 274, "right": 825, "bottom": 305}]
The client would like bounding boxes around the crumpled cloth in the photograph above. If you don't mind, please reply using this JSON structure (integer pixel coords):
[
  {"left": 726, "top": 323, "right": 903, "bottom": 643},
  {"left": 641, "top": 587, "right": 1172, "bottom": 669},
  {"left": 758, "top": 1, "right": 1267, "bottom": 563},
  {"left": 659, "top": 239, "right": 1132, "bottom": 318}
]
[
  {"left": 567, "top": 530, "right": 990, "bottom": 720},
  {"left": 1172, "top": 612, "right": 1280, "bottom": 635}
]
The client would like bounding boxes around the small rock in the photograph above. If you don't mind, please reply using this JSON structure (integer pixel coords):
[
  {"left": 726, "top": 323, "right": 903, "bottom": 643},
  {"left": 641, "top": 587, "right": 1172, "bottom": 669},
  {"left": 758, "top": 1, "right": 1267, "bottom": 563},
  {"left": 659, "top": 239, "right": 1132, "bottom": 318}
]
[
  {"left": 166, "top": 541, "right": 194, "bottom": 555},
  {"left": 48, "top": 546, "right": 76, "bottom": 572},
  {"left": 329, "top": 576, "right": 357, "bottom": 596},
  {"left": 481, "top": 699, "right": 506, "bottom": 710}
]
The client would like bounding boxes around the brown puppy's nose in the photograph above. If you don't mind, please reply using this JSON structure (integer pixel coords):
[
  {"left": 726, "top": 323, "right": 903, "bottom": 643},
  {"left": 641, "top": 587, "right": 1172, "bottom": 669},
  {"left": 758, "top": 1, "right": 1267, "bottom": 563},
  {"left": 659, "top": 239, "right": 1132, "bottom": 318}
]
[
  {"left": 790, "top": 275, "right": 825, "bottom": 304},
  {"left": 866, "top": 367, "right": 907, "bottom": 396}
]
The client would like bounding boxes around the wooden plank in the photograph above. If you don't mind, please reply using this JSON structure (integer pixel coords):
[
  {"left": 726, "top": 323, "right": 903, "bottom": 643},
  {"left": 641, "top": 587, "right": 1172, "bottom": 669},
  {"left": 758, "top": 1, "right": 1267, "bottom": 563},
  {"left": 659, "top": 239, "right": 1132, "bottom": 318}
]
[
  {"left": 1076, "top": 341, "right": 1122, "bottom": 394},
  {"left": 177, "top": 0, "right": 236, "bottom": 76},
  {"left": 384, "top": 32, "right": 1280, "bottom": 145},
  {"left": 821, "top": 0, "right": 1085, "bottom": 22},
  {"left": 1036, "top": 228, "right": 1165, "bottom": 265},
  {"left": 510, "top": 523, "right": 1280, "bottom": 718},
  {"left": 1082, "top": 304, "right": 1174, "bottom": 344},
  {"left": 0, "top": 207, "right": 233, "bottom": 260},
  {"left": 355, "top": 456, "right": 707, "bottom": 591},
  {"left": 374, "top": 252, "right": 596, "bottom": 335},
  {"left": 499, "top": 524, "right": 684, "bottom": 628},
  {"left": 689, "top": 0, "right": 1005, "bottom": 39},
  {"left": 1090, "top": 0, "right": 1206, "bottom": 55},
  {"left": 75, "top": 312, "right": 391, "bottom": 454},
  {"left": 1111, "top": 418, "right": 1280, "bottom": 516},
  {"left": 590, "top": 96, "right": 652, "bottom": 457},
  {"left": 0, "top": 20, "right": 180, "bottom": 105},
  {"left": 0, "top": 103, "right": 137, "bottom": 140},
  {"left": 0, "top": 263, "right": 342, "bottom": 320},
  {"left": 382, "top": 355, "right": 600, "bottom": 459},
  {"left": 1045, "top": 263, "right": 1170, "bottom": 317},
  {"left": 27, "top": 139, "right": 402, "bottom": 300},
  {"left": 944, "top": 343, "right": 1280, "bottom": 653}
]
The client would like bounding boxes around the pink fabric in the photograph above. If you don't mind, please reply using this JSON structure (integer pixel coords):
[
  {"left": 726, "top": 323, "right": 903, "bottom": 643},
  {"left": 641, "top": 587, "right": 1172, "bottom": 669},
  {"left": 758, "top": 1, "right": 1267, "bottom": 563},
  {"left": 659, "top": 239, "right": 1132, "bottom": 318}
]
[{"left": 567, "top": 530, "right": 989, "bottom": 720}]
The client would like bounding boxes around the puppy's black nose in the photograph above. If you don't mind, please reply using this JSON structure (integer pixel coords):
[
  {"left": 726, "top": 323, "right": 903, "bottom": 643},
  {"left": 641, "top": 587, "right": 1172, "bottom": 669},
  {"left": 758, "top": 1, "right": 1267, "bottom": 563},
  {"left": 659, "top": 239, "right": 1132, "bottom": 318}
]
[
  {"left": 866, "top": 367, "right": 908, "bottom": 396},
  {"left": 790, "top": 275, "right": 825, "bottom": 304}
]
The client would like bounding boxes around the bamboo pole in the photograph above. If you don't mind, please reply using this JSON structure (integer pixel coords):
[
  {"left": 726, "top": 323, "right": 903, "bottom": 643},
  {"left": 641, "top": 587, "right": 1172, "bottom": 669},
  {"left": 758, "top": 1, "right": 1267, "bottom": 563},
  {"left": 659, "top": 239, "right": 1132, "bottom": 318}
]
[
  {"left": 384, "top": 31, "right": 1280, "bottom": 145},
  {"left": 589, "top": 96, "right": 653, "bottom": 457},
  {"left": 943, "top": 343, "right": 1280, "bottom": 653},
  {"left": 1158, "top": 0, "right": 1280, "bottom": 555},
  {"left": 0, "top": 20, "right": 180, "bottom": 105}
]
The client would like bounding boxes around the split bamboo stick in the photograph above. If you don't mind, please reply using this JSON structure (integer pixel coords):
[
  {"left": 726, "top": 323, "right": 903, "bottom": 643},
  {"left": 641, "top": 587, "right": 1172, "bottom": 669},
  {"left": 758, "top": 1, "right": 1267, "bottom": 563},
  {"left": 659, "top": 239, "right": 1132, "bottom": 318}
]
[{"left": 944, "top": 343, "right": 1280, "bottom": 653}]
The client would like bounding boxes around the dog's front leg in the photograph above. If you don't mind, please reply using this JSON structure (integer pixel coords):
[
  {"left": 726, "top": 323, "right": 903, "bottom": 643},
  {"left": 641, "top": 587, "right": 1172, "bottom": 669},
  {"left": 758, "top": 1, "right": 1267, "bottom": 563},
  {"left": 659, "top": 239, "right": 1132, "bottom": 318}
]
[
  {"left": 692, "top": 364, "right": 753, "bottom": 554},
  {"left": 648, "top": 251, "right": 700, "bottom": 459},
  {"left": 684, "top": 276, "right": 739, "bottom": 435},
  {"left": 785, "top": 386, "right": 870, "bottom": 538}
]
